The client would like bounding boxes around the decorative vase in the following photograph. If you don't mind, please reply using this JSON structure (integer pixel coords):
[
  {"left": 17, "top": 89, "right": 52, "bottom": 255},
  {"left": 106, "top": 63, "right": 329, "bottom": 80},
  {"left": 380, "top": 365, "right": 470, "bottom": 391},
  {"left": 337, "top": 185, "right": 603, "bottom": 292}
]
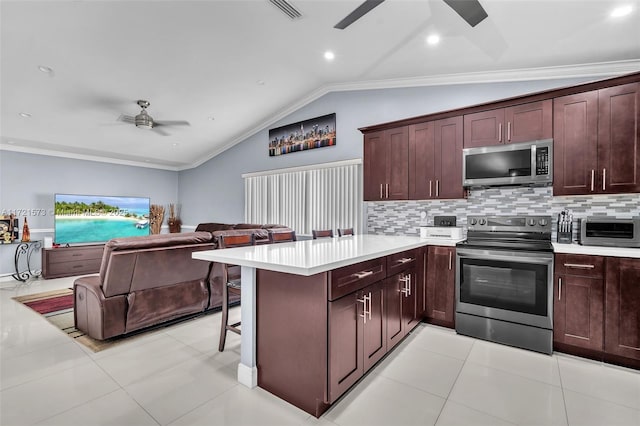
[{"left": 21, "top": 217, "right": 31, "bottom": 242}]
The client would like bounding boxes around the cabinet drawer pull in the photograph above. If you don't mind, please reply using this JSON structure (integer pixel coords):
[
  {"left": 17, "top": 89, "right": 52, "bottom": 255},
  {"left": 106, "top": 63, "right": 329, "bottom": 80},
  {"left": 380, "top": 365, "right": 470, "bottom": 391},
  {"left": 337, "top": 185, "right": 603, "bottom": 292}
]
[
  {"left": 563, "top": 263, "right": 595, "bottom": 269},
  {"left": 507, "top": 121, "right": 511, "bottom": 141},
  {"left": 396, "top": 257, "right": 413, "bottom": 264},
  {"left": 499, "top": 123, "right": 503, "bottom": 143},
  {"left": 602, "top": 168, "right": 606, "bottom": 191},
  {"left": 353, "top": 270, "right": 374, "bottom": 279}
]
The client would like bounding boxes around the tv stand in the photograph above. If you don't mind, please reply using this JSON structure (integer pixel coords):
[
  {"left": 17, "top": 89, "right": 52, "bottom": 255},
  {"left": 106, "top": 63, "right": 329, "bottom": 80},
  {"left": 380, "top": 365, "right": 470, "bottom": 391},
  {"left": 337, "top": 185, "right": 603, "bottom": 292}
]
[{"left": 42, "top": 244, "right": 104, "bottom": 279}]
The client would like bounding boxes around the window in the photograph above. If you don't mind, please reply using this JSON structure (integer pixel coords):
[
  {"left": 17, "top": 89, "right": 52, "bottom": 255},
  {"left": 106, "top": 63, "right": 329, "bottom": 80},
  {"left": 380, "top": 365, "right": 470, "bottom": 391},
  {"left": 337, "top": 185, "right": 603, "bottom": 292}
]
[{"left": 244, "top": 160, "right": 362, "bottom": 235}]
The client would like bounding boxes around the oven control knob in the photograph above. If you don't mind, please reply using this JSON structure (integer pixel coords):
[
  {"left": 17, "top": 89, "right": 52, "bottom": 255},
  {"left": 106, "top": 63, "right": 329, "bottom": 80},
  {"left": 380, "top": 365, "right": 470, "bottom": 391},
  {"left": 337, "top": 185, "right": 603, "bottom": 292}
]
[
  {"left": 469, "top": 218, "right": 477, "bottom": 225},
  {"left": 539, "top": 218, "right": 548, "bottom": 226},
  {"left": 528, "top": 218, "right": 536, "bottom": 226},
  {"left": 478, "top": 218, "right": 486, "bottom": 225}
]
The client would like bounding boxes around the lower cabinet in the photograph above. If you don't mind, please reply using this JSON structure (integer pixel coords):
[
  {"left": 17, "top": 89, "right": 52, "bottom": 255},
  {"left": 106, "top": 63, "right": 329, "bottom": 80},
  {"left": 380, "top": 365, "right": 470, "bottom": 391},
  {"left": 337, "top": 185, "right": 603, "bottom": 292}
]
[
  {"left": 553, "top": 254, "right": 604, "bottom": 351},
  {"left": 605, "top": 257, "right": 640, "bottom": 362},
  {"left": 553, "top": 254, "right": 640, "bottom": 368},
  {"left": 328, "top": 256, "right": 418, "bottom": 403},
  {"left": 425, "top": 246, "right": 456, "bottom": 328}
]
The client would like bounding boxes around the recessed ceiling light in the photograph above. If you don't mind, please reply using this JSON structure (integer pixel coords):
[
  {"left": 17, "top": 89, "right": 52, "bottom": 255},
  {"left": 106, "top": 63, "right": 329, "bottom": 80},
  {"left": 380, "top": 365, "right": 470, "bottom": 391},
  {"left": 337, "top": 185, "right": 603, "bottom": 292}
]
[
  {"left": 426, "top": 34, "right": 440, "bottom": 46},
  {"left": 611, "top": 5, "right": 633, "bottom": 17},
  {"left": 38, "top": 65, "right": 53, "bottom": 73},
  {"left": 208, "top": 116, "right": 215, "bottom": 121},
  {"left": 18, "top": 112, "right": 32, "bottom": 118},
  {"left": 257, "top": 80, "right": 265, "bottom": 85},
  {"left": 324, "top": 51, "right": 335, "bottom": 61}
]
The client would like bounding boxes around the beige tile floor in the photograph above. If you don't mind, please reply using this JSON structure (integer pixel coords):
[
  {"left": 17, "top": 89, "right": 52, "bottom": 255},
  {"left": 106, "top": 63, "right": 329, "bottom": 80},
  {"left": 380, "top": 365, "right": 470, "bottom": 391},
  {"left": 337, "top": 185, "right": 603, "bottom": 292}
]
[{"left": 1, "top": 276, "right": 639, "bottom": 426}]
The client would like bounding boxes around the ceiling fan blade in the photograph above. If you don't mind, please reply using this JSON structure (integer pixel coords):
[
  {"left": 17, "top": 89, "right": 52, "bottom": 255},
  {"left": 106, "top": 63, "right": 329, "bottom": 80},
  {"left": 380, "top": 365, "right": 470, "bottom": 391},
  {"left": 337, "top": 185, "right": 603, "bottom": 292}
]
[
  {"left": 154, "top": 120, "right": 191, "bottom": 127},
  {"left": 151, "top": 126, "right": 170, "bottom": 136},
  {"left": 117, "top": 114, "right": 135, "bottom": 123},
  {"left": 334, "top": 0, "right": 385, "bottom": 30},
  {"left": 443, "top": 0, "right": 488, "bottom": 27}
]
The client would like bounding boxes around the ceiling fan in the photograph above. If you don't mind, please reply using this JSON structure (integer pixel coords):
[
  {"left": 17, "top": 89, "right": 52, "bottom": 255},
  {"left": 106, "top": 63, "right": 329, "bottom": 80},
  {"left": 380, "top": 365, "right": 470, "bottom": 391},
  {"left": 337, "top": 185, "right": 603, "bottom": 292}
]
[
  {"left": 117, "top": 100, "right": 190, "bottom": 136},
  {"left": 334, "top": 0, "right": 488, "bottom": 30}
]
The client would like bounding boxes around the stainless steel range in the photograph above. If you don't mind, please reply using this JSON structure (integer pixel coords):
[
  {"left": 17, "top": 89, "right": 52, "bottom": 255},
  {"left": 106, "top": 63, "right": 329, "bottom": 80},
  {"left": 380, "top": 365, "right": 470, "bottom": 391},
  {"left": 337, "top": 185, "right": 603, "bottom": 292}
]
[{"left": 455, "top": 215, "right": 554, "bottom": 354}]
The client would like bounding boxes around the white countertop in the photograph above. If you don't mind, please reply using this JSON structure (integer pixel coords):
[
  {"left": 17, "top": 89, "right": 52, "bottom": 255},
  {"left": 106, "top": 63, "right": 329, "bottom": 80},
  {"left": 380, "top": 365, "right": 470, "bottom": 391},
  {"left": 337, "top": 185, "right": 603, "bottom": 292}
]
[
  {"left": 552, "top": 243, "right": 640, "bottom": 258},
  {"left": 193, "top": 235, "right": 456, "bottom": 276}
]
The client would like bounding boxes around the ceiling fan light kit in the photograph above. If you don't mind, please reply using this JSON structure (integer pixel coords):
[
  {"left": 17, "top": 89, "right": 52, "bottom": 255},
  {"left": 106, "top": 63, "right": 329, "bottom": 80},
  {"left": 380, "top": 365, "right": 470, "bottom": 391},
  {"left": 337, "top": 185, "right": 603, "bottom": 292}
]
[{"left": 117, "top": 99, "right": 190, "bottom": 135}]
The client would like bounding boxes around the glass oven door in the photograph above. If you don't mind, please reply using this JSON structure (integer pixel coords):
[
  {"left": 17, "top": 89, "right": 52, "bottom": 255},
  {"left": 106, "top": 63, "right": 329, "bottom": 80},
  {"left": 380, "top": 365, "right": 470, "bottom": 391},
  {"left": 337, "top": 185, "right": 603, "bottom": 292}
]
[{"left": 456, "top": 248, "right": 553, "bottom": 330}]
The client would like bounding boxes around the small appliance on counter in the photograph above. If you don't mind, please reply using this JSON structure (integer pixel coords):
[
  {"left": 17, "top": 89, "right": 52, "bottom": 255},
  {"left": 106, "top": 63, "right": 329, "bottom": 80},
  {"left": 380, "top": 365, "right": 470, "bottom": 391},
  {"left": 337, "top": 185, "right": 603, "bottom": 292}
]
[
  {"left": 579, "top": 217, "right": 640, "bottom": 248},
  {"left": 419, "top": 216, "right": 463, "bottom": 239},
  {"left": 557, "top": 209, "right": 573, "bottom": 244}
]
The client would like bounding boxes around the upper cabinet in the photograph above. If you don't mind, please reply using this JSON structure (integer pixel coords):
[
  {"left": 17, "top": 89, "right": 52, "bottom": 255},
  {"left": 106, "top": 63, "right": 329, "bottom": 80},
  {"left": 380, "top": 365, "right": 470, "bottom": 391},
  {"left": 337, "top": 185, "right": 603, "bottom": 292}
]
[
  {"left": 408, "top": 116, "right": 464, "bottom": 200},
  {"left": 363, "top": 127, "right": 409, "bottom": 201},
  {"left": 463, "top": 100, "right": 553, "bottom": 148},
  {"left": 553, "top": 83, "right": 640, "bottom": 196}
]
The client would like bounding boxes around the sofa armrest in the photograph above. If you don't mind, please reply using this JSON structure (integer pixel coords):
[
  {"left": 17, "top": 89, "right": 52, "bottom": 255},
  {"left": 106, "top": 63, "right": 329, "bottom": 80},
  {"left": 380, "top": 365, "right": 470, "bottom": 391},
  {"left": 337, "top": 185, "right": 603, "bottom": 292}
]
[{"left": 74, "top": 275, "right": 127, "bottom": 340}]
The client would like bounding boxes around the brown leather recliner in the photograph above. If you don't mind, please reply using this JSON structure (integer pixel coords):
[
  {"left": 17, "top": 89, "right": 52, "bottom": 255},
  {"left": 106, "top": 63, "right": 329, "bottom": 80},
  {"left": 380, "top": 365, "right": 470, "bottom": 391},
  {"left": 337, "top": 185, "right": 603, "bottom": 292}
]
[{"left": 73, "top": 232, "right": 216, "bottom": 340}]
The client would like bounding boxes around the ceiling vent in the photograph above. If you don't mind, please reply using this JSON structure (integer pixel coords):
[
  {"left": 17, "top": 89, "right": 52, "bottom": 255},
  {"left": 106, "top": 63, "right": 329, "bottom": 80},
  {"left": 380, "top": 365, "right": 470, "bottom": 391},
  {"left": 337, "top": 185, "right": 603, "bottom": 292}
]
[{"left": 269, "top": 0, "right": 302, "bottom": 20}]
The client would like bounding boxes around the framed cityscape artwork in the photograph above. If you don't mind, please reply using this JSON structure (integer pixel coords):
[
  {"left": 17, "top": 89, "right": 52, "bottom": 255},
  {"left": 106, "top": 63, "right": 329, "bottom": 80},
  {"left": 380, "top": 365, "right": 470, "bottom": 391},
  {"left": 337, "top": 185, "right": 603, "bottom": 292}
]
[{"left": 269, "top": 113, "right": 336, "bottom": 156}]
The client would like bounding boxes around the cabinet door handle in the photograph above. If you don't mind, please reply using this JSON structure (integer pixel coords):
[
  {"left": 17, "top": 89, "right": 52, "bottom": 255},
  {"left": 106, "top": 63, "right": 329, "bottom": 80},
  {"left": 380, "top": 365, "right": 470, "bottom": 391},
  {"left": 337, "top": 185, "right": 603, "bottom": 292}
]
[
  {"left": 407, "top": 274, "right": 412, "bottom": 296},
  {"left": 563, "top": 263, "right": 595, "bottom": 269},
  {"left": 368, "top": 292, "right": 372, "bottom": 320},
  {"left": 357, "top": 294, "right": 369, "bottom": 324},
  {"left": 436, "top": 180, "right": 439, "bottom": 198},
  {"left": 591, "top": 170, "right": 595, "bottom": 192},
  {"left": 498, "top": 123, "right": 503, "bottom": 143},
  {"left": 380, "top": 184, "right": 383, "bottom": 199},
  {"left": 353, "top": 270, "right": 374, "bottom": 279},
  {"left": 386, "top": 183, "right": 389, "bottom": 199},
  {"left": 559, "top": 277, "right": 562, "bottom": 301},
  {"left": 429, "top": 180, "right": 432, "bottom": 198},
  {"left": 602, "top": 168, "right": 606, "bottom": 191},
  {"left": 507, "top": 121, "right": 511, "bottom": 142},
  {"left": 449, "top": 251, "right": 452, "bottom": 270},
  {"left": 400, "top": 275, "right": 410, "bottom": 296}
]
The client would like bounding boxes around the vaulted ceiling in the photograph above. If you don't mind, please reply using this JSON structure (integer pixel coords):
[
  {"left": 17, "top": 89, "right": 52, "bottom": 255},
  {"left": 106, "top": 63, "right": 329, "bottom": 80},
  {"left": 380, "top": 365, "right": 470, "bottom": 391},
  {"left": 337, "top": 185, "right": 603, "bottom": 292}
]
[{"left": 2, "top": 0, "right": 639, "bottom": 170}]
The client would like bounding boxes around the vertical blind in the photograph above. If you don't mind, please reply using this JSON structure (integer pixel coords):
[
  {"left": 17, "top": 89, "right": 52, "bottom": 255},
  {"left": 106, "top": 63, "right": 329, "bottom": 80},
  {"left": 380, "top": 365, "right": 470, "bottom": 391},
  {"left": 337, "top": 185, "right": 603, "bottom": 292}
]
[{"left": 244, "top": 160, "right": 362, "bottom": 235}]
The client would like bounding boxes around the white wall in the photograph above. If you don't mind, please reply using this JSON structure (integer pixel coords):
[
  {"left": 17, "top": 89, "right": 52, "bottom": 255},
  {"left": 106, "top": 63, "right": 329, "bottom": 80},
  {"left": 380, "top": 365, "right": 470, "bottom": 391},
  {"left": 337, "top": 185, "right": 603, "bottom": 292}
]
[{"left": 0, "top": 151, "right": 178, "bottom": 277}]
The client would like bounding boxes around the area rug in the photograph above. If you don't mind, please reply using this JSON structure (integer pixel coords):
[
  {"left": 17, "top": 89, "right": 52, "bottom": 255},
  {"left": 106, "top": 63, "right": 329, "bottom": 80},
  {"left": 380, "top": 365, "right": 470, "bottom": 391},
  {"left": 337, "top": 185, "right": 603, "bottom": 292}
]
[{"left": 13, "top": 288, "right": 139, "bottom": 352}]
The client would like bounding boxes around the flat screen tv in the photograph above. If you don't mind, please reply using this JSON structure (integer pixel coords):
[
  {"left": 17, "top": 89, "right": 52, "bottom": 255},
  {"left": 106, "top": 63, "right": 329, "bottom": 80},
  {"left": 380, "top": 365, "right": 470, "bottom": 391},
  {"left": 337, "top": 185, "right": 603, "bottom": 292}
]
[{"left": 54, "top": 194, "right": 150, "bottom": 244}]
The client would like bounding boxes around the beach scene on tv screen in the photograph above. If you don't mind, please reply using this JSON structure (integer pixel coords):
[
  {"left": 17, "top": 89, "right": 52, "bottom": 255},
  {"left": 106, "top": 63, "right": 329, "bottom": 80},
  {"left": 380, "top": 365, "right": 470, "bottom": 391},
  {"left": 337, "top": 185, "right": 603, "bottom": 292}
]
[{"left": 55, "top": 194, "right": 150, "bottom": 244}]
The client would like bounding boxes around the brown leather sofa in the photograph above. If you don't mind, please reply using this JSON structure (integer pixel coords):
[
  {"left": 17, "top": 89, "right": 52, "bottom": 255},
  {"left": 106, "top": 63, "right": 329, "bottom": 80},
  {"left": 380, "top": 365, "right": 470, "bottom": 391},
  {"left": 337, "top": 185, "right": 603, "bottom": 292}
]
[{"left": 74, "top": 224, "right": 291, "bottom": 340}]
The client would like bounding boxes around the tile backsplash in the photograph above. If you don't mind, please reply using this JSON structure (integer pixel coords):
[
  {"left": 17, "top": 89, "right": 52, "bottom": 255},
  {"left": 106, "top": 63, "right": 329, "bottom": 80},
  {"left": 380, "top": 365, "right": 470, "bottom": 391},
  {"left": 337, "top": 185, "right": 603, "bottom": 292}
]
[{"left": 366, "top": 185, "right": 640, "bottom": 242}]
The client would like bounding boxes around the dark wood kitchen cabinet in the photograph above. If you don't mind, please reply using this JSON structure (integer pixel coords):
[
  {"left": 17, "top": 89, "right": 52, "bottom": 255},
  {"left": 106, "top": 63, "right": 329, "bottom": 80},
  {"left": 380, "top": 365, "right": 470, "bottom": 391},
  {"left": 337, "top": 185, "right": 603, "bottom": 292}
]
[
  {"left": 328, "top": 280, "right": 387, "bottom": 402},
  {"left": 385, "top": 249, "right": 418, "bottom": 349},
  {"left": 605, "top": 257, "right": 640, "bottom": 363},
  {"left": 554, "top": 82, "right": 640, "bottom": 196},
  {"left": 363, "top": 127, "right": 409, "bottom": 201},
  {"left": 426, "top": 245, "right": 456, "bottom": 328},
  {"left": 408, "top": 116, "right": 464, "bottom": 200},
  {"left": 553, "top": 254, "right": 604, "bottom": 351},
  {"left": 463, "top": 100, "right": 552, "bottom": 148}
]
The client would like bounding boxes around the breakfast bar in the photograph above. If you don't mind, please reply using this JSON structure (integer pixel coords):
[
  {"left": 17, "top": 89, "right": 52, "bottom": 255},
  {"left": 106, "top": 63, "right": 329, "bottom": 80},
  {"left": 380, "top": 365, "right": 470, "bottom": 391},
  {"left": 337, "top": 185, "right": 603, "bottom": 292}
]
[{"left": 193, "top": 234, "right": 431, "bottom": 416}]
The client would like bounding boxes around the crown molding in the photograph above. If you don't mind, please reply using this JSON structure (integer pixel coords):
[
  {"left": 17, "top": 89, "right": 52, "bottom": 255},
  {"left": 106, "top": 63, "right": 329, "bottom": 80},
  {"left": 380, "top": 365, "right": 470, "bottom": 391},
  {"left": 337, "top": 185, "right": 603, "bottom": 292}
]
[
  {"left": 0, "top": 144, "right": 181, "bottom": 171},
  {"left": 3, "top": 60, "right": 639, "bottom": 171},
  {"left": 188, "top": 60, "right": 640, "bottom": 170}
]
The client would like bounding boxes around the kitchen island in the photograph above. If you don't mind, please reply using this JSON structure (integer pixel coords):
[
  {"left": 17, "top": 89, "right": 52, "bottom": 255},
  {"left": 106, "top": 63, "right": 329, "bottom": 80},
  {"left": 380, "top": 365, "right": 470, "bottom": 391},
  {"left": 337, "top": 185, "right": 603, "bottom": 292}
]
[{"left": 193, "top": 234, "right": 433, "bottom": 416}]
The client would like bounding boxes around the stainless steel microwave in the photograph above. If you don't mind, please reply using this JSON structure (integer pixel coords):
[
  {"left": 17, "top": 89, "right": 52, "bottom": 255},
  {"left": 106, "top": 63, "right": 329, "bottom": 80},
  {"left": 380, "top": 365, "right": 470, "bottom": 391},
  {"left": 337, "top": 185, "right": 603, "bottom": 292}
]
[
  {"left": 579, "top": 217, "right": 640, "bottom": 248},
  {"left": 462, "top": 139, "right": 553, "bottom": 187}
]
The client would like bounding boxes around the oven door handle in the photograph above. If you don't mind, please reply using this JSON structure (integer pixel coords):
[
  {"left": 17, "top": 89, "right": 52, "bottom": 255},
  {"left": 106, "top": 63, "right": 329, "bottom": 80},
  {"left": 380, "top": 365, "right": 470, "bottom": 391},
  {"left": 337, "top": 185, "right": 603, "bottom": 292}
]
[{"left": 456, "top": 248, "right": 553, "bottom": 265}]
